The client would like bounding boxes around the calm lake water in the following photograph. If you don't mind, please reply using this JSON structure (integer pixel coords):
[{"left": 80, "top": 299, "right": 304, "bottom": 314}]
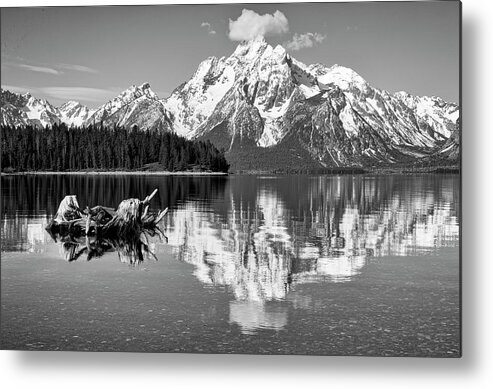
[{"left": 1, "top": 174, "right": 460, "bottom": 356}]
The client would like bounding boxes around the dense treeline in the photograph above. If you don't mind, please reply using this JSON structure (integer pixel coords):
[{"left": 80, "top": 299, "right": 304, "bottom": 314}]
[{"left": 1, "top": 124, "right": 229, "bottom": 172}]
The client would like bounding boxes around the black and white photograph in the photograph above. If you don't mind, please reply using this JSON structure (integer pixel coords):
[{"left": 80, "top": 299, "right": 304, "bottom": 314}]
[{"left": 1, "top": 1, "right": 461, "bottom": 358}]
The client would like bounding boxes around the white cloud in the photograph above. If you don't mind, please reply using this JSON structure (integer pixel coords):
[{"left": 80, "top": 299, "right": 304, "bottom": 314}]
[
  {"left": 58, "top": 63, "right": 98, "bottom": 73},
  {"left": 1, "top": 85, "right": 31, "bottom": 94},
  {"left": 284, "top": 32, "right": 327, "bottom": 51},
  {"left": 39, "top": 87, "right": 120, "bottom": 103},
  {"left": 10, "top": 60, "right": 98, "bottom": 75},
  {"left": 1, "top": 85, "right": 123, "bottom": 106},
  {"left": 228, "top": 9, "right": 289, "bottom": 41},
  {"left": 201, "top": 21, "right": 217, "bottom": 35},
  {"left": 18, "top": 64, "right": 60, "bottom": 75}
]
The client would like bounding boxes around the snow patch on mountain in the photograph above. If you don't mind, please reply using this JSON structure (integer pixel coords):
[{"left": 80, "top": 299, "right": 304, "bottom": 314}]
[
  {"left": 394, "top": 91, "right": 459, "bottom": 138},
  {"left": 23, "top": 96, "right": 60, "bottom": 127},
  {"left": 317, "top": 65, "right": 369, "bottom": 92},
  {"left": 1, "top": 89, "right": 63, "bottom": 127},
  {"left": 338, "top": 103, "right": 359, "bottom": 136},
  {"left": 87, "top": 82, "right": 159, "bottom": 125},
  {"left": 59, "top": 101, "right": 95, "bottom": 126},
  {"left": 164, "top": 57, "right": 236, "bottom": 137},
  {"left": 231, "top": 35, "right": 270, "bottom": 63}
]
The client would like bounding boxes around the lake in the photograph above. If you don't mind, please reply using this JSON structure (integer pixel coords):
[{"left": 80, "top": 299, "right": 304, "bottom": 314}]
[{"left": 0, "top": 174, "right": 460, "bottom": 356}]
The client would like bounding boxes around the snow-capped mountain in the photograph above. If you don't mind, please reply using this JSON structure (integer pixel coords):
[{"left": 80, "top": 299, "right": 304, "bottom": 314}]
[
  {"left": 1, "top": 89, "right": 61, "bottom": 127},
  {"left": 0, "top": 89, "right": 92, "bottom": 128},
  {"left": 161, "top": 36, "right": 459, "bottom": 168},
  {"left": 85, "top": 82, "right": 173, "bottom": 131},
  {"left": 1, "top": 36, "right": 459, "bottom": 169},
  {"left": 165, "top": 37, "right": 297, "bottom": 145},
  {"left": 1, "top": 83, "right": 173, "bottom": 132}
]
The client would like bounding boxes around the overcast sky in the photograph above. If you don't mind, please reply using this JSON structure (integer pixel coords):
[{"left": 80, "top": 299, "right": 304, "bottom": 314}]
[{"left": 1, "top": 2, "right": 460, "bottom": 107}]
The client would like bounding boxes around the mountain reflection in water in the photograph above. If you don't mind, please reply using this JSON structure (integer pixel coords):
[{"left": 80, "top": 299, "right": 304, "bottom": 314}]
[
  {"left": 164, "top": 175, "right": 458, "bottom": 292},
  {"left": 159, "top": 175, "right": 459, "bottom": 334},
  {"left": 1, "top": 174, "right": 459, "bottom": 335}
]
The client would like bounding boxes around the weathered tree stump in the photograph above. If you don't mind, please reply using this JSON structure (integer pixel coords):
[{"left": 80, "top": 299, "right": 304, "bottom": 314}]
[
  {"left": 54, "top": 195, "right": 83, "bottom": 222},
  {"left": 102, "top": 198, "right": 142, "bottom": 237},
  {"left": 46, "top": 188, "right": 168, "bottom": 241}
]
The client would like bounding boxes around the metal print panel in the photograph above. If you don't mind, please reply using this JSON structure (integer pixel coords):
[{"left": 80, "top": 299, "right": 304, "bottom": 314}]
[{"left": 0, "top": 1, "right": 461, "bottom": 357}]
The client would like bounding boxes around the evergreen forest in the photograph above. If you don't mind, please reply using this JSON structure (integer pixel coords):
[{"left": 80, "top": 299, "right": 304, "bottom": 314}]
[{"left": 1, "top": 124, "right": 229, "bottom": 173}]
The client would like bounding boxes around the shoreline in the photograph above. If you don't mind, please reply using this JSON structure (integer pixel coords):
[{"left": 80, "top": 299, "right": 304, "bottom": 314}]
[
  {"left": 1, "top": 171, "right": 229, "bottom": 176},
  {"left": 1, "top": 168, "right": 460, "bottom": 176},
  {"left": 231, "top": 166, "right": 460, "bottom": 175}
]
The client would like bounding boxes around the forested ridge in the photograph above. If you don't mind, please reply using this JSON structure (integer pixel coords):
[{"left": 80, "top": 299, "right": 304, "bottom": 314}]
[{"left": 1, "top": 124, "right": 229, "bottom": 173}]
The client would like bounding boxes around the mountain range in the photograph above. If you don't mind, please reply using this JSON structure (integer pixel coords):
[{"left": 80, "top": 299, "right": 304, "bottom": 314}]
[{"left": 0, "top": 36, "right": 460, "bottom": 171}]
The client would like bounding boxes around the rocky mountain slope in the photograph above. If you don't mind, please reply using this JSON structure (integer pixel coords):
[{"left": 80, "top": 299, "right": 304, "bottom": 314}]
[
  {"left": 58, "top": 101, "right": 94, "bottom": 127},
  {"left": 84, "top": 82, "right": 173, "bottom": 131}
]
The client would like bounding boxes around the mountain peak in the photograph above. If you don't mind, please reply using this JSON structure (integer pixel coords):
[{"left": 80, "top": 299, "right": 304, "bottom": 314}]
[
  {"left": 233, "top": 35, "right": 269, "bottom": 59},
  {"left": 117, "top": 82, "right": 158, "bottom": 102},
  {"left": 240, "top": 35, "right": 267, "bottom": 45},
  {"left": 58, "top": 100, "right": 94, "bottom": 127},
  {"left": 60, "top": 100, "right": 82, "bottom": 108},
  {"left": 273, "top": 44, "right": 286, "bottom": 56},
  {"left": 138, "top": 82, "right": 151, "bottom": 90}
]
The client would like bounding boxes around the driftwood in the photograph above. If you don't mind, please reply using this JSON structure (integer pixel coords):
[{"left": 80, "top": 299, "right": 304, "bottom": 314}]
[
  {"left": 46, "top": 189, "right": 168, "bottom": 264},
  {"left": 46, "top": 188, "right": 168, "bottom": 239}
]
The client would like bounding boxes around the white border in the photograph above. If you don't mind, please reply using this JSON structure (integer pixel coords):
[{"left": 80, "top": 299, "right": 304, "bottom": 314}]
[{"left": 2, "top": 0, "right": 493, "bottom": 388}]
